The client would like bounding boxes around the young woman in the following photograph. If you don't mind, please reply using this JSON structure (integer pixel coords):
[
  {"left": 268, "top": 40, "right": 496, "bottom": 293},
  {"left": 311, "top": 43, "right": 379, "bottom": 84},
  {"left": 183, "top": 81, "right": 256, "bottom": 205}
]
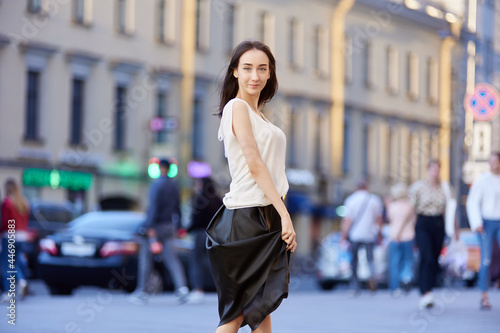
[
  {"left": 206, "top": 40, "right": 296, "bottom": 333},
  {"left": 387, "top": 182, "right": 416, "bottom": 296},
  {"left": 409, "top": 160, "right": 448, "bottom": 309},
  {"left": 1, "top": 179, "right": 30, "bottom": 302},
  {"left": 466, "top": 152, "right": 500, "bottom": 310}
]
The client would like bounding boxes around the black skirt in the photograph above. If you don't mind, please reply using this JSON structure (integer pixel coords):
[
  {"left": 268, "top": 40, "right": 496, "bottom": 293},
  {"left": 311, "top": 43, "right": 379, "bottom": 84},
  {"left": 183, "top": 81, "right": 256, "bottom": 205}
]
[{"left": 206, "top": 204, "right": 290, "bottom": 330}]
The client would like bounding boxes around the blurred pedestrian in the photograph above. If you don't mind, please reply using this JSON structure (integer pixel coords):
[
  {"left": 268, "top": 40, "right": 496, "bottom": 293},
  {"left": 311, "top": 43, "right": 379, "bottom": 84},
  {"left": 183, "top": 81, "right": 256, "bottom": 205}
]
[
  {"left": 341, "top": 177, "right": 384, "bottom": 294},
  {"left": 187, "top": 177, "right": 222, "bottom": 304},
  {"left": 409, "top": 159, "right": 452, "bottom": 309},
  {"left": 466, "top": 151, "right": 500, "bottom": 310},
  {"left": 206, "top": 40, "right": 295, "bottom": 333},
  {"left": 1, "top": 179, "right": 30, "bottom": 303},
  {"left": 129, "top": 158, "right": 189, "bottom": 305},
  {"left": 387, "top": 182, "right": 416, "bottom": 297}
]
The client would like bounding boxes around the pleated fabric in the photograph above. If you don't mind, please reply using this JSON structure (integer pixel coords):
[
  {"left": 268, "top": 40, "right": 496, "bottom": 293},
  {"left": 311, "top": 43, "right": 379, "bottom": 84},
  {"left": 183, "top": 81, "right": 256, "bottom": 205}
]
[{"left": 206, "top": 204, "right": 290, "bottom": 330}]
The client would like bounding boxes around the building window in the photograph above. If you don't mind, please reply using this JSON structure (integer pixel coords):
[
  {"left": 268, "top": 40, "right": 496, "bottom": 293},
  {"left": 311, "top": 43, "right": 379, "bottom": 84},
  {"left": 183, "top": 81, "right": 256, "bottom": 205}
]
[
  {"left": 226, "top": 3, "right": 235, "bottom": 54},
  {"left": 314, "top": 112, "right": 322, "bottom": 171},
  {"left": 158, "top": 0, "right": 166, "bottom": 42},
  {"left": 289, "top": 18, "right": 303, "bottom": 70},
  {"left": 259, "top": 11, "right": 275, "bottom": 51},
  {"left": 114, "top": 86, "right": 127, "bottom": 151},
  {"left": 117, "top": 0, "right": 126, "bottom": 34},
  {"left": 362, "top": 120, "right": 369, "bottom": 175},
  {"left": 410, "top": 131, "right": 421, "bottom": 184},
  {"left": 313, "top": 25, "right": 328, "bottom": 77},
  {"left": 287, "top": 105, "right": 297, "bottom": 167},
  {"left": 427, "top": 57, "right": 439, "bottom": 105},
  {"left": 192, "top": 97, "right": 204, "bottom": 159},
  {"left": 74, "top": 0, "right": 85, "bottom": 24},
  {"left": 386, "top": 124, "right": 393, "bottom": 182},
  {"left": 363, "top": 42, "right": 375, "bottom": 89},
  {"left": 344, "top": 33, "right": 353, "bottom": 84},
  {"left": 116, "top": 0, "right": 134, "bottom": 35},
  {"left": 156, "top": 91, "right": 168, "bottom": 143},
  {"left": 386, "top": 46, "right": 399, "bottom": 95},
  {"left": 70, "top": 78, "right": 85, "bottom": 145},
  {"left": 158, "top": 0, "right": 175, "bottom": 44},
  {"left": 407, "top": 52, "right": 419, "bottom": 101},
  {"left": 195, "top": 0, "right": 210, "bottom": 52},
  {"left": 25, "top": 71, "right": 41, "bottom": 141},
  {"left": 27, "top": 0, "right": 42, "bottom": 13},
  {"left": 342, "top": 115, "right": 350, "bottom": 174}
]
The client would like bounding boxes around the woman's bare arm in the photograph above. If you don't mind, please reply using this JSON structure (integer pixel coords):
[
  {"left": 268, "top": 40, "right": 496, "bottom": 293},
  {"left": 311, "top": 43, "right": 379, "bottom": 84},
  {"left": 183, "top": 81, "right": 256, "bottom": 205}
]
[{"left": 231, "top": 101, "right": 296, "bottom": 252}]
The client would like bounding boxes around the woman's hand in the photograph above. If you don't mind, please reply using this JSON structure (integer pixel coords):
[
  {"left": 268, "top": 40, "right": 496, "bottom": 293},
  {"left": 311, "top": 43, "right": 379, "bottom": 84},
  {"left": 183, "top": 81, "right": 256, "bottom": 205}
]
[{"left": 281, "top": 214, "right": 297, "bottom": 253}]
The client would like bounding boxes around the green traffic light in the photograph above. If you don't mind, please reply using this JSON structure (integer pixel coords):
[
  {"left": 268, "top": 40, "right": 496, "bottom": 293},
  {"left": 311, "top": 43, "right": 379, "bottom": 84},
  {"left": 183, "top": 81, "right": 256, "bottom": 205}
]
[
  {"left": 167, "top": 163, "right": 178, "bottom": 178},
  {"left": 148, "top": 163, "right": 161, "bottom": 179}
]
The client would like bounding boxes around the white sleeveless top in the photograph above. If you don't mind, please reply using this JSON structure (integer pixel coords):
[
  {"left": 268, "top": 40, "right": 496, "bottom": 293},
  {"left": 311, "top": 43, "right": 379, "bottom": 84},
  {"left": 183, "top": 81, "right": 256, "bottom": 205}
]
[{"left": 218, "top": 98, "right": 289, "bottom": 209}]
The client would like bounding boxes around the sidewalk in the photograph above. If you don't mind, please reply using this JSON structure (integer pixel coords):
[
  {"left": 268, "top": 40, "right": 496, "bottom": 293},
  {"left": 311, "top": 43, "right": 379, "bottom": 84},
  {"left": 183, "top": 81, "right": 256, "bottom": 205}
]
[{"left": 1, "top": 281, "right": 499, "bottom": 333}]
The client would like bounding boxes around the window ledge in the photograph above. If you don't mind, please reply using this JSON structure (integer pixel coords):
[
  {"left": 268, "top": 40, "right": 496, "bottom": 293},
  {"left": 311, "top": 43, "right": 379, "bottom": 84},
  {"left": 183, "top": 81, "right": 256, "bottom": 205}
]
[
  {"left": 23, "top": 137, "right": 45, "bottom": 146},
  {"left": 386, "top": 87, "right": 399, "bottom": 96},
  {"left": 113, "top": 148, "right": 131, "bottom": 155},
  {"left": 288, "top": 63, "right": 303, "bottom": 73},
  {"left": 26, "top": 8, "right": 47, "bottom": 16},
  {"left": 196, "top": 47, "right": 210, "bottom": 54},
  {"left": 72, "top": 19, "right": 93, "bottom": 29},
  {"left": 407, "top": 92, "right": 419, "bottom": 102},
  {"left": 115, "top": 28, "right": 135, "bottom": 38},
  {"left": 365, "top": 82, "right": 376, "bottom": 91},
  {"left": 156, "top": 38, "right": 175, "bottom": 47},
  {"left": 311, "top": 69, "right": 329, "bottom": 80}
]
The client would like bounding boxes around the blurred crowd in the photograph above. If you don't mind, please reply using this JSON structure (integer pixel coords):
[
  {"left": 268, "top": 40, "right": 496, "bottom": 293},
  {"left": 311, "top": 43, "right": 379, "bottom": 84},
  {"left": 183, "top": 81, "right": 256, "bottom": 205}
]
[
  {"left": 339, "top": 152, "right": 500, "bottom": 310},
  {"left": 0, "top": 152, "right": 499, "bottom": 312}
]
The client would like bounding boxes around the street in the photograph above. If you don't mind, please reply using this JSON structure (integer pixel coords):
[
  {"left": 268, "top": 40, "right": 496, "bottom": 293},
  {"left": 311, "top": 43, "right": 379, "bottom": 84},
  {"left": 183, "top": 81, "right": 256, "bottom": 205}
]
[{"left": 1, "top": 278, "right": 498, "bottom": 333}]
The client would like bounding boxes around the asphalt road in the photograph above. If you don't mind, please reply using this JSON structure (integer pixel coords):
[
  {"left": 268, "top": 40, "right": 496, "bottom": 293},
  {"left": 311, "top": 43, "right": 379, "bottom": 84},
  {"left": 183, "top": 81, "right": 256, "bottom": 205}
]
[{"left": 1, "top": 278, "right": 499, "bottom": 333}]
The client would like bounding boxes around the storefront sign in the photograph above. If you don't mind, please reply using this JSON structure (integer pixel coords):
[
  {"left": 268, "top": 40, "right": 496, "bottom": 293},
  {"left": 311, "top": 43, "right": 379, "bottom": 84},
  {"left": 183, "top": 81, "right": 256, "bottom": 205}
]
[{"left": 23, "top": 168, "right": 93, "bottom": 191}]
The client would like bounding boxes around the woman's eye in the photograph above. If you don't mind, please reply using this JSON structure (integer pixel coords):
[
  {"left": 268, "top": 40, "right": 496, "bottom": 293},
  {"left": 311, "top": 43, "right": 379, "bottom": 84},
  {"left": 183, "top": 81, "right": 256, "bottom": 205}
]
[
  {"left": 243, "top": 68, "right": 251, "bottom": 71},
  {"left": 259, "top": 68, "right": 267, "bottom": 71}
]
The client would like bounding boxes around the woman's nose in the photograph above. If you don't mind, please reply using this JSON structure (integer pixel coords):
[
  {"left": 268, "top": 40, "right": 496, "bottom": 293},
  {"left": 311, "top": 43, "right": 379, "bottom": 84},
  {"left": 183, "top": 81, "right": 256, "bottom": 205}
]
[{"left": 251, "top": 70, "right": 259, "bottom": 80}]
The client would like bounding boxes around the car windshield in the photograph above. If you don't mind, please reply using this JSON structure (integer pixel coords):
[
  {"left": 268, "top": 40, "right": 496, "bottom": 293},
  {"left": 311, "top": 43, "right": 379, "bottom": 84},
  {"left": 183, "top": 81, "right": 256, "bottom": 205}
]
[
  {"left": 68, "top": 213, "right": 144, "bottom": 232},
  {"left": 31, "top": 207, "right": 74, "bottom": 223}
]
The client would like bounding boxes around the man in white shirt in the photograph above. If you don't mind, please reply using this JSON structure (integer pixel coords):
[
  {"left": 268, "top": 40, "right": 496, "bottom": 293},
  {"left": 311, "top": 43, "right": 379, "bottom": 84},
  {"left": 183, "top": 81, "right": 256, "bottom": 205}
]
[
  {"left": 466, "top": 152, "right": 500, "bottom": 310},
  {"left": 341, "top": 178, "right": 384, "bottom": 293}
]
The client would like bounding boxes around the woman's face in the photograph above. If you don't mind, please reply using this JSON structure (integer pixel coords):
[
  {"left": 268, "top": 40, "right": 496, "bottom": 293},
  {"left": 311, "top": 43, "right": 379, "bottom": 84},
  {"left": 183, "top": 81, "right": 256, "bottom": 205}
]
[
  {"left": 233, "top": 49, "right": 270, "bottom": 98},
  {"left": 490, "top": 154, "right": 500, "bottom": 174},
  {"left": 427, "top": 162, "right": 440, "bottom": 181}
]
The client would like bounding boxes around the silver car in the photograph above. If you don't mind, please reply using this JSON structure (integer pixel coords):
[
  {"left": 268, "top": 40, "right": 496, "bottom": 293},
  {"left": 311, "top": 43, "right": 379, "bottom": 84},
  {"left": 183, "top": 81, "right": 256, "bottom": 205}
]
[{"left": 316, "top": 227, "right": 390, "bottom": 290}]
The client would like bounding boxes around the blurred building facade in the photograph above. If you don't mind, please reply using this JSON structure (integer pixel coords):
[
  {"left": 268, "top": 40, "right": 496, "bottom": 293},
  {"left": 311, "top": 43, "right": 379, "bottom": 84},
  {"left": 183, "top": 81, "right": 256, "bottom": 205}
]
[{"left": 1, "top": 0, "right": 498, "bottom": 255}]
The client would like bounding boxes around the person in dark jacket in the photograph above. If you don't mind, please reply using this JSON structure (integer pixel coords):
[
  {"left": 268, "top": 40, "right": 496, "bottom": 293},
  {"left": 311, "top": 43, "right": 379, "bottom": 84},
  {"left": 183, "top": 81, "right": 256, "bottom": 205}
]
[
  {"left": 129, "top": 158, "right": 188, "bottom": 305},
  {"left": 187, "top": 177, "right": 223, "bottom": 303}
]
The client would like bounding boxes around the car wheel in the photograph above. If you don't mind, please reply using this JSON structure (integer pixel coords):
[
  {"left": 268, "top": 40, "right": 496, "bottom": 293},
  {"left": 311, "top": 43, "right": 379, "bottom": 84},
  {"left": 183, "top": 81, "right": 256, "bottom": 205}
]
[
  {"left": 318, "top": 280, "right": 337, "bottom": 290},
  {"left": 48, "top": 284, "right": 73, "bottom": 295},
  {"left": 145, "top": 269, "right": 164, "bottom": 294}
]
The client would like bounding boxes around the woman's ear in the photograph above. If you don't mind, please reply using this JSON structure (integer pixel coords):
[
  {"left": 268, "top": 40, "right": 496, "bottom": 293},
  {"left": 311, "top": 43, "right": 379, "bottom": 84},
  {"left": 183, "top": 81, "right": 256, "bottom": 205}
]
[{"left": 233, "top": 69, "right": 238, "bottom": 79}]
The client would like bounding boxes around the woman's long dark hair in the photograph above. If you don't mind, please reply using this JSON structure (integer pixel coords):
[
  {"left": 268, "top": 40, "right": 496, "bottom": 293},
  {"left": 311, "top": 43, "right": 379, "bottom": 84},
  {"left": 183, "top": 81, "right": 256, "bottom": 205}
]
[{"left": 217, "top": 40, "right": 278, "bottom": 117}]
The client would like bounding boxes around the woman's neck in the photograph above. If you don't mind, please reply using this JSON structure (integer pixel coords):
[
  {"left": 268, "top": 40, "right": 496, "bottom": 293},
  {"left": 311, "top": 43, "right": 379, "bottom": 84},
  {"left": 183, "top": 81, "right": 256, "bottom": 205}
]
[{"left": 236, "top": 92, "right": 259, "bottom": 112}]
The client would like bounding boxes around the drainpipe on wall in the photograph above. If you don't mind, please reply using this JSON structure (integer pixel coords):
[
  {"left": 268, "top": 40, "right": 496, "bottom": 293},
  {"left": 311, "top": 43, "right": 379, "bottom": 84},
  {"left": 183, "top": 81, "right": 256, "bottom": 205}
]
[
  {"left": 180, "top": 0, "right": 196, "bottom": 199},
  {"left": 439, "top": 35, "right": 456, "bottom": 182},
  {"left": 330, "top": 0, "right": 355, "bottom": 178}
]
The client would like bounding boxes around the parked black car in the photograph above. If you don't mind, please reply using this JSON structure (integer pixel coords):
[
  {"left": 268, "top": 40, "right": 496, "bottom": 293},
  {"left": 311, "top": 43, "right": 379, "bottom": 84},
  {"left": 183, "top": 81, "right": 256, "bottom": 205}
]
[
  {"left": 26, "top": 200, "right": 78, "bottom": 277},
  {"left": 38, "top": 211, "right": 214, "bottom": 295}
]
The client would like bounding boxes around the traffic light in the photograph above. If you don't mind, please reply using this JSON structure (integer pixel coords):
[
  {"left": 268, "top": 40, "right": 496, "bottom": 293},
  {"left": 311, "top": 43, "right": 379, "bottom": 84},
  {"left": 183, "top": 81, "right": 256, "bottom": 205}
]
[
  {"left": 148, "top": 158, "right": 161, "bottom": 179},
  {"left": 148, "top": 157, "right": 178, "bottom": 179},
  {"left": 167, "top": 158, "right": 178, "bottom": 178}
]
